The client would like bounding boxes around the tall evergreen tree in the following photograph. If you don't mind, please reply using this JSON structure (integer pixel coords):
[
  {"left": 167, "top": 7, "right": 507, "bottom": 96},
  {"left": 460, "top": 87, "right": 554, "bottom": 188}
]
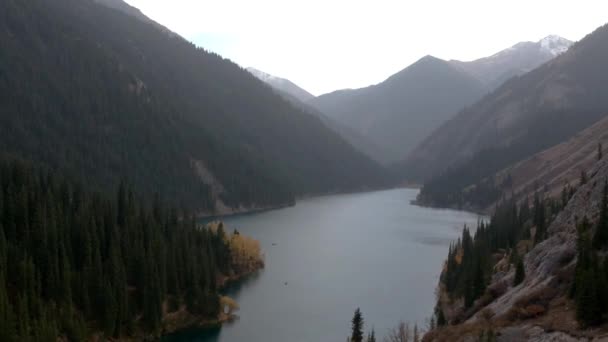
[
  {"left": 593, "top": 180, "right": 608, "bottom": 249},
  {"left": 350, "top": 308, "right": 364, "bottom": 342},
  {"left": 0, "top": 157, "right": 257, "bottom": 339},
  {"left": 513, "top": 258, "right": 525, "bottom": 286},
  {"left": 366, "top": 329, "right": 376, "bottom": 342}
]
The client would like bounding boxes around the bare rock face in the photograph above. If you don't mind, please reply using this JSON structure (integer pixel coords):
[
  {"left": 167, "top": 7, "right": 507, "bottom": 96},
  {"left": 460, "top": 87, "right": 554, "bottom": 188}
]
[
  {"left": 499, "top": 325, "right": 588, "bottom": 342},
  {"left": 465, "top": 158, "right": 608, "bottom": 329}
]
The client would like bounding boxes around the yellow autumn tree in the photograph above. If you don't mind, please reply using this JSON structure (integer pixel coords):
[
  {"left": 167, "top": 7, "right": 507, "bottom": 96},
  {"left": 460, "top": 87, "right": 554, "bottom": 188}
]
[
  {"left": 229, "top": 232, "right": 264, "bottom": 273},
  {"left": 206, "top": 221, "right": 264, "bottom": 274}
]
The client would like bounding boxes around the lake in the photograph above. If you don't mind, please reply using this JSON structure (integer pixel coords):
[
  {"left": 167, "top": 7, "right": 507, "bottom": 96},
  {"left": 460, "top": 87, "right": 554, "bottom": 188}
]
[{"left": 163, "top": 188, "right": 480, "bottom": 341}]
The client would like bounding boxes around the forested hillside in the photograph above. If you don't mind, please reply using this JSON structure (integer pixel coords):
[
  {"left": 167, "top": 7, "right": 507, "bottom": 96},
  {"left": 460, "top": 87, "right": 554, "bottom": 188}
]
[
  {"left": 403, "top": 23, "right": 608, "bottom": 210},
  {"left": 426, "top": 146, "right": 608, "bottom": 341},
  {"left": 0, "top": 155, "right": 261, "bottom": 340},
  {"left": 0, "top": 0, "right": 390, "bottom": 214}
]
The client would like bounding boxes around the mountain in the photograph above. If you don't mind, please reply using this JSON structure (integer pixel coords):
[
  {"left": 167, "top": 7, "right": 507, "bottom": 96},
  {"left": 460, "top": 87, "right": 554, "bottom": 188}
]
[
  {"left": 310, "top": 56, "right": 488, "bottom": 163},
  {"left": 0, "top": 0, "right": 390, "bottom": 215},
  {"left": 309, "top": 37, "right": 572, "bottom": 165},
  {"left": 405, "top": 23, "right": 608, "bottom": 209},
  {"left": 486, "top": 116, "right": 608, "bottom": 210},
  {"left": 450, "top": 35, "right": 573, "bottom": 89},
  {"left": 247, "top": 67, "right": 315, "bottom": 102},
  {"left": 248, "top": 72, "right": 386, "bottom": 167},
  {"left": 93, "top": 0, "right": 179, "bottom": 37},
  {"left": 427, "top": 154, "right": 608, "bottom": 341},
  {"left": 93, "top": 0, "right": 149, "bottom": 21}
]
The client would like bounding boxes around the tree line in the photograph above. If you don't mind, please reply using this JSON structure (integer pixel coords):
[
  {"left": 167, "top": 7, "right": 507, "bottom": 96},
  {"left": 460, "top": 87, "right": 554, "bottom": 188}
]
[
  {"left": 0, "top": 156, "right": 255, "bottom": 340},
  {"left": 438, "top": 189, "right": 573, "bottom": 323},
  {"left": 571, "top": 180, "right": 608, "bottom": 327}
]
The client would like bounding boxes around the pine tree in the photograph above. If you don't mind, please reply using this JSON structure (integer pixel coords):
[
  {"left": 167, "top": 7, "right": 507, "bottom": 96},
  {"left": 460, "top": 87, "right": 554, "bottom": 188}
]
[
  {"left": 366, "top": 329, "right": 376, "bottom": 342},
  {"left": 513, "top": 258, "right": 525, "bottom": 286},
  {"left": 472, "top": 259, "right": 486, "bottom": 300},
  {"left": 576, "top": 269, "right": 602, "bottom": 326},
  {"left": 486, "top": 328, "right": 496, "bottom": 342},
  {"left": 436, "top": 305, "right": 446, "bottom": 326},
  {"left": 573, "top": 217, "right": 604, "bottom": 326},
  {"left": 533, "top": 195, "right": 546, "bottom": 244},
  {"left": 593, "top": 180, "right": 608, "bottom": 249},
  {"left": 350, "top": 308, "right": 364, "bottom": 342},
  {"left": 581, "top": 170, "right": 588, "bottom": 186}
]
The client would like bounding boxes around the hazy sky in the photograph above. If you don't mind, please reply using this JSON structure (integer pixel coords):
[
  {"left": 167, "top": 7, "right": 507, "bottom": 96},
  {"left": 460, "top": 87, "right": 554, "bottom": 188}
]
[{"left": 125, "top": 0, "right": 607, "bottom": 95}]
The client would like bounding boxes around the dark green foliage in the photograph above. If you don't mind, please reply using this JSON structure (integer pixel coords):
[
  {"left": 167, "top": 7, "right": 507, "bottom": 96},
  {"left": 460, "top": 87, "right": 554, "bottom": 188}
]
[
  {"left": 416, "top": 149, "right": 504, "bottom": 210},
  {"left": 366, "top": 329, "right": 376, "bottom": 342},
  {"left": 572, "top": 216, "right": 608, "bottom": 327},
  {"left": 593, "top": 180, "right": 608, "bottom": 249},
  {"left": 561, "top": 182, "right": 576, "bottom": 209},
  {"left": 533, "top": 194, "right": 547, "bottom": 244},
  {"left": 350, "top": 308, "right": 364, "bottom": 342},
  {"left": 581, "top": 170, "right": 589, "bottom": 186},
  {"left": 0, "top": 157, "right": 237, "bottom": 339},
  {"left": 513, "top": 258, "right": 525, "bottom": 286},
  {"left": 414, "top": 109, "right": 603, "bottom": 210},
  {"left": 441, "top": 199, "right": 552, "bottom": 311},
  {"left": 480, "top": 329, "right": 496, "bottom": 342},
  {"left": 0, "top": 0, "right": 389, "bottom": 214},
  {"left": 435, "top": 304, "right": 447, "bottom": 327}
]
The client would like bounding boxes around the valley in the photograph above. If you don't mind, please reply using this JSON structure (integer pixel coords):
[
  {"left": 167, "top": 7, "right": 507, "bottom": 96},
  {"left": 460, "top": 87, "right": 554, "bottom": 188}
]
[{"left": 1, "top": 0, "right": 608, "bottom": 341}]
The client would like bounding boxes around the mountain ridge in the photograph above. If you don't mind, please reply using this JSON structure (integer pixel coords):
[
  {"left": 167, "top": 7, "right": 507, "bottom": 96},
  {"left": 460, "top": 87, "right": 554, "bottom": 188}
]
[
  {"left": 406, "top": 23, "right": 608, "bottom": 211},
  {"left": 310, "top": 55, "right": 487, "bottom": 163},
  {"left": 0, "top": 0, "right": 391, "bottom": 215},
  {"left": 449, "top": 35, "right": 573, "bottom": 89},
  {"left": 247, "top": 67, "right": 315, "bottom": 102}
]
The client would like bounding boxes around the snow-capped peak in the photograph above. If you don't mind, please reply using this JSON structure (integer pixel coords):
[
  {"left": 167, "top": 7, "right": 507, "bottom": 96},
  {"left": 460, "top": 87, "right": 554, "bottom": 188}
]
[{"left": 539, "top": 35, "right": 572, "bottom": 56}]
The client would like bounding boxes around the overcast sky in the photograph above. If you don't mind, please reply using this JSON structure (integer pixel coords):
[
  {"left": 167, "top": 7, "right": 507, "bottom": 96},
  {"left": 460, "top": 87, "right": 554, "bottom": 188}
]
[{"left": 125, "top": 0, "right": 607, "bottom": 95}]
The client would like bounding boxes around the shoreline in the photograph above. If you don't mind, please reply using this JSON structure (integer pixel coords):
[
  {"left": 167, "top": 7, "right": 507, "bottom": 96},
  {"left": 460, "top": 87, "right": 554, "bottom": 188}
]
[
  {"left": 197, "top": 185, "right": 407, "bottom": 220},
  {"left": 158, "top": 267, "right": 263, "bottom": 340}
]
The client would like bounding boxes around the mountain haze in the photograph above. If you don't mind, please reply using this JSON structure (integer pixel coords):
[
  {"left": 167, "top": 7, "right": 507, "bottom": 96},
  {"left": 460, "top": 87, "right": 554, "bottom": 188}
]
[
  {"left": 407, "top": 24, "right": 608, "bottom": 209},
  {"left": 247, "top": 67, "right": 315, "bottom": 102},
  {"left": 450, "top": 35, "right": 573, "bottom": 90},
  {"left": 246, "top": 68, "right": 386, "bottom": 163},
  {"left": 311, "top": 56, "right": 487, "bottom": 163}
]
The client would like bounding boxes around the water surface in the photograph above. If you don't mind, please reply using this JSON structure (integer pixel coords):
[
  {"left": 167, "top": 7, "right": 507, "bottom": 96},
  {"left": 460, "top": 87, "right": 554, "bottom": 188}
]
[{"left": 165, "top": 188, "right": 480, "bottom": 341}]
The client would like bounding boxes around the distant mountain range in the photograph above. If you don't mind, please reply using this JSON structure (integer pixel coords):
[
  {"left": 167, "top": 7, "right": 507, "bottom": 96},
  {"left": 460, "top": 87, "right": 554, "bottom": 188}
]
[
  {"left": 406, "top": 24, "right": 608, "bottom": 209},
  {"left": 450, "top": 35, "right": 573, "bottom": 89},
  {"left": 305, "top": 36, "right": 572, "bottom": 164},
  {"left": 310, "top": 56, "right": 487, "bottom": 163}
]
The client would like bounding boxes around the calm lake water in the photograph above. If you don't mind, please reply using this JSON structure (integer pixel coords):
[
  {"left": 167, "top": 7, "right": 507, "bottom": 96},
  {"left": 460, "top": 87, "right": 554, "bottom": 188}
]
[{"left": 164, "top": 188, "right": 480, "bottom": 341}]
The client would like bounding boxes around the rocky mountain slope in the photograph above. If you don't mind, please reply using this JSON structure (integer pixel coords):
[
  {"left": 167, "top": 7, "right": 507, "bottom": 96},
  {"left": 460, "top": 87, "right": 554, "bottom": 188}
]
[
  {"left": 486, "top": 116, "right": 608, "bottom": 212},
  {"left": 425, "top": 155, "right": 608, "bottom": 342},
  {"left": 450, "top": 35, "right": 573, "bottom": 90},
  {"left": 405, "top": 23, "right": 608, "bottom": 209},
  {"left": 311, "top": 56, "right": 487, "bottom": 163}
]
